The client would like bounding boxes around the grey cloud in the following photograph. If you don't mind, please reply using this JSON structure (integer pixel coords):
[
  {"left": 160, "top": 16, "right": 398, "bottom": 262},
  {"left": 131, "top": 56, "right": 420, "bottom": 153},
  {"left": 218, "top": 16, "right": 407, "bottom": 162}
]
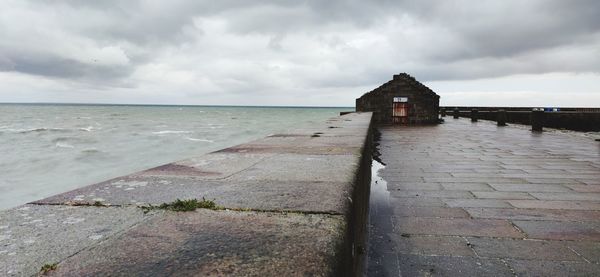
[{"left": 0, "top": 0, "right": 599, "bottom": 102}]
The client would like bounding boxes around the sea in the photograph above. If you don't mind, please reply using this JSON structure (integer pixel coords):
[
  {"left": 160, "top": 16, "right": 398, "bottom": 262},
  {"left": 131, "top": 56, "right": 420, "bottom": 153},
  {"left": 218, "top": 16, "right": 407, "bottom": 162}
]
[{"left": 0, "top": 104, "right": 349, "bottom": 210}]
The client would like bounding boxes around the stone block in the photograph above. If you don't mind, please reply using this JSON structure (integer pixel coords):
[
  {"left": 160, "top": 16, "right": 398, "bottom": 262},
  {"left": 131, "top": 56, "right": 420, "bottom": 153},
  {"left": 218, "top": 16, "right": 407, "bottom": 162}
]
[
  {"left": 395, "top": 218, "right": 524, "bottom": 238},
  {"left": 471, "top": 191, "right": 535, "bottom": 200},
  {"left": 489, "top": 183, "right": 571, "bottom": 192},
  {"left": 509, "top": 260, "right": 600, "bottom": 277},
  {"left": 529, "top": 192, "right": 600, "bottom": 201},
  {"left": 465, "top": 208, "right": 600, "bottom": 222},
  {"left": 508, "top": 200, "right": 600, "bottom": 210},
  {"left": 391, "top": 206, "right": 469, "bottom": 218},
  {"left": 513, "top": 220, "right": 600, "bottom": 241},
  {"left": 468, "top": 237, "right": 581, "bottom": 261},
  {"left": 46, "top": 210, "right": 345, "bottom": 276},
  {"left": 396, "top": 254, "right": 513, "bottom": 276},
  {"left": 0, "top": 205, "right": 149, "bottom": 277},
  {"left": 441, "top": 183, "right": 494, "bottom": 191},
  {"left": 445, "top": 199, "right": 512, "bottom": 208},
  {"left": 391, "top": 235, "right": 474, "bottom": 256}
]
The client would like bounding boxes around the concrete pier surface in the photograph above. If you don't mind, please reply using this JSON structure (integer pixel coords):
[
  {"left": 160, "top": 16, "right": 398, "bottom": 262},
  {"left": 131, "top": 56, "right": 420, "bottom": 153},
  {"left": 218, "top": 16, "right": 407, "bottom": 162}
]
[
  {"left": 0, "top": 112, "right": 373, "bottom": 276},
  {"left": 368, "top": 117, "right": 600, "bottom": 276}
]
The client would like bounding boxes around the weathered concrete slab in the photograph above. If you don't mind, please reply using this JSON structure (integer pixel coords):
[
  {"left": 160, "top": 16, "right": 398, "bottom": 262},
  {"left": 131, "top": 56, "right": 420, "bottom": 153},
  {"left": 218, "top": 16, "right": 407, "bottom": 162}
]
[
  {"left": 0, "top": 205, "right": 150, "bottom": 277},
  {"left": 47, "top": 210, "right": 345, "bottom": 277}
]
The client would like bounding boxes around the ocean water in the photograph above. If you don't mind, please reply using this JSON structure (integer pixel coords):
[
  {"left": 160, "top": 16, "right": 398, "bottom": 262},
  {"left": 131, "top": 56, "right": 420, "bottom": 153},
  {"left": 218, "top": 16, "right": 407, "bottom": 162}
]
[{"left": 0, "top": 104, "right": 349, "bottom": 210}]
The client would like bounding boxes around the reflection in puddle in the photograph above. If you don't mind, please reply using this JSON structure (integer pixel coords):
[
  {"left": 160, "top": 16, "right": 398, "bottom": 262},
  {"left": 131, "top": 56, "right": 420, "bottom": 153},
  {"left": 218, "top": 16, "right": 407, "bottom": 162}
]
[
  {"left": 369, "top": 159, "right": 390, "bottom": 215},
  {"left": 367, "top": 158, "right": 399, "bottom": 276}
]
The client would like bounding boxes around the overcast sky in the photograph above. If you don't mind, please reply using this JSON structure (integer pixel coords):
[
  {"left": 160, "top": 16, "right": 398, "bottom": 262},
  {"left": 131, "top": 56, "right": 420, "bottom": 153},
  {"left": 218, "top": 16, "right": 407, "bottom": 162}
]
[{"left": 1, "top": 0, "right": 599, "bottom": 107}]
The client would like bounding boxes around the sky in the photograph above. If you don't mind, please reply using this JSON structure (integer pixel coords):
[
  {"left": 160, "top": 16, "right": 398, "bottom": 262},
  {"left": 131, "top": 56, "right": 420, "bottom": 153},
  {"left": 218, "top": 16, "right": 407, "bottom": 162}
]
[{"left": 1, "top": 0, "right": 599, "bottom": 107}]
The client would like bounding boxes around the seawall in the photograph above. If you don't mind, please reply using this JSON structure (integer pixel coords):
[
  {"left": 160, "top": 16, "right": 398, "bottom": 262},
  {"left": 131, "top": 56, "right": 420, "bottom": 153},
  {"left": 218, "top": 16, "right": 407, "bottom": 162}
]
[
  {"left": 442, "top": 106, "right": 600, "bottom": 131},
  {"left": 0, "top": 112, "right": 374, "bottom": 276}
]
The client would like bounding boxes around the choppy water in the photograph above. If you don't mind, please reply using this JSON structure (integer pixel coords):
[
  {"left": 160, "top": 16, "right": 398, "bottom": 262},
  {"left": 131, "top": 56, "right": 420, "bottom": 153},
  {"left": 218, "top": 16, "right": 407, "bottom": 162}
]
[{"left": 0, "top": 104, "right": 349, "bottom": 210}]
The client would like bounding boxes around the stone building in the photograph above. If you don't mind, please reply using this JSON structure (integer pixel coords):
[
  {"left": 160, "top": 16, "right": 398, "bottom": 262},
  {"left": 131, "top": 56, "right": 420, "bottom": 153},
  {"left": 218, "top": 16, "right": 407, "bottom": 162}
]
[{"left": 356, "top": 73, "right": 440, "bottom": 124}]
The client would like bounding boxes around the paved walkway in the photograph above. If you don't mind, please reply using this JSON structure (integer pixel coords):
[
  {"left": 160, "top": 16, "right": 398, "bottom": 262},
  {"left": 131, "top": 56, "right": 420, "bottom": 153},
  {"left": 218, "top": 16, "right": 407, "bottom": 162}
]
[{"left": 368, "top": 117, "right": 600, "bottom": 276}]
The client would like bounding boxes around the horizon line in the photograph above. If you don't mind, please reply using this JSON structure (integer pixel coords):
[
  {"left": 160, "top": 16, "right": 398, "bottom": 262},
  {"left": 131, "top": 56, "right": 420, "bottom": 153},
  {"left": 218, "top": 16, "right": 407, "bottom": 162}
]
[{"left": 0, "top": 102, "right": 355, "bottom": 109}]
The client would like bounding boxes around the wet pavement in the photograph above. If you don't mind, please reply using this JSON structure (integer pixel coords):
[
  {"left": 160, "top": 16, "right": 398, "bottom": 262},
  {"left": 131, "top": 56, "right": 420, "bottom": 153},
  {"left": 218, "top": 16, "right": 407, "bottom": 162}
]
[{"left": 367, "top": 117, "right": 600, "bottom": 276}]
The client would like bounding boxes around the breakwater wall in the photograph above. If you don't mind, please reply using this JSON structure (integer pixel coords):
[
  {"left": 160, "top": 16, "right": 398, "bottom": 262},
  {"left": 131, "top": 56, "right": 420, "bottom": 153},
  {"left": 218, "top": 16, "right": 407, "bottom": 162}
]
[
  {"left": 0, "top": 112, "right": 374, "bottom": 276},
  {"left": 442, "top": 106, "right": 600, "bottom": 132}
]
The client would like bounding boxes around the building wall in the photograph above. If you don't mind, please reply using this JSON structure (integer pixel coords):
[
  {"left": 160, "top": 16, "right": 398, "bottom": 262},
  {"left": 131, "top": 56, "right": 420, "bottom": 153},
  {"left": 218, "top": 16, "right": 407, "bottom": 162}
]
[{"left": 356, "top": 75, "right": 440, "bottom": 124}]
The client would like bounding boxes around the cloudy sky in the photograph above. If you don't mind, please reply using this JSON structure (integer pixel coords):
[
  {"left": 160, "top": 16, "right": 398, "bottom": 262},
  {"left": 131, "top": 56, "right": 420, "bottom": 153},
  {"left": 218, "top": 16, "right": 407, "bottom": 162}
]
[{"left": 1, "top": 0, "right": 599, "bottom": 107}]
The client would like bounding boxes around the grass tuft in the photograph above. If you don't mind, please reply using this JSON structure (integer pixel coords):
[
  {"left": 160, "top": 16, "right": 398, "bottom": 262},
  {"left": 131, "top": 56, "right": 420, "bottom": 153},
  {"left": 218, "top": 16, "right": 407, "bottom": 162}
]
[
  {"left": 40, "top": 263, "right": 58, "bottom": 274},
  {"left": 141, "top": 198, "right": 218, "bottom": 213}
]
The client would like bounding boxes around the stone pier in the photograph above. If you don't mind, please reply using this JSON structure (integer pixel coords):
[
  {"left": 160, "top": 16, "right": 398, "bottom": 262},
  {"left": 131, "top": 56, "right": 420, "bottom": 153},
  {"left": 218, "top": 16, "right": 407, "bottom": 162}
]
[
  {"left": 368, "top": 117, "right": 600, "bottom": 276},
  {"left": 0, "top": 112, "right": 373, "bottom": 276}
]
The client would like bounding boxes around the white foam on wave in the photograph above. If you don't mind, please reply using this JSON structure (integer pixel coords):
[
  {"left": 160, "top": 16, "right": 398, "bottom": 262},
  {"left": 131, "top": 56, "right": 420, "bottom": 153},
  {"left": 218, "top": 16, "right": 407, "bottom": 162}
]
[
  {"left": 152, "top": 130, "right": 193, "bottom": 135},
  {"left": 55, "top": 142, "right": 75, "bottom": 148},
  {"left": 78, "top": 126, "right": 94, "bottom": 132},
  {"left": 4, "top": 127, "right": 72, "bottom": 134},
  {"left": 185, "top": 137, "right": 214, "bottom": 143}
]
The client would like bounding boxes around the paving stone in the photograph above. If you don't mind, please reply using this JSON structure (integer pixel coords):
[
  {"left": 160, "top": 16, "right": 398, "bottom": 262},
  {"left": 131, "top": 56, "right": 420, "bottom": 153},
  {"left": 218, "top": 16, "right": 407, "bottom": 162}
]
[
  {"left": 568, "top": 241, "right": 600, "bottom": 263},
  {"left": 472, "top": 191, "right": 535, "bottom": 200},
  {"left": 47, "top": 210, "right": 345, "bottom": 277},
  {"left": 578, "top": 179, "right": 600, "bottom": 185},
  {"left": 0, "top": 205, "right": 150, "bottom": 277},
  {"left": 465, "top": 208, "right": 600, "bottom": 222},
  {"left": 445, "top": 199, "right": 513, "bottom": 208},
  {"left": 566, "top": 184, "right": 600, "bottom": 193},
  {"left": 530, "top": 192, "right": 600, "bottom": 201},
  {"left": 489, "top": 183, "right": 572, "bottom": 192},
  {"left": 387, "top": 182, "right": 442, "bottom": 191},
  {"left": 509, "top": 260, "right": 600, "bottom": 277},
  {"left": 391, "top": 235, "right": 474, "bottom": 256},
  {"left": 467, "top": 237, "right": 582, "bottom": 261},
  {"left": 390, "top": 190, "right": 474, "bottom": 199},
  {"left": 425, "top": 177, "right": 526, "bottom": 183},
  {"left": 513, "top": 220, "right": 600, "bottom": 241},
  {"left": 395, "top": 217, "right": 524, "bottom": 238},
  {"left": 441, "top": 183, "right": 494, "bottom": 191},
  {"left": 508, "top": 200, "right": 600, "bottom": 210},
  {"left": 391, "top": 206, "right": 469, "bottom": 218},
  {"left": 397, "top": 254, "right": 514, "bottom": 276},
  {"left": 371, "top": 119, "right": 600, "bottom": 276},
  {"left": 525, "top": 178, "right": 584, "bottom": 184},
  {"left": 389, "top": 197, "right": 446, "bottom": 207}
]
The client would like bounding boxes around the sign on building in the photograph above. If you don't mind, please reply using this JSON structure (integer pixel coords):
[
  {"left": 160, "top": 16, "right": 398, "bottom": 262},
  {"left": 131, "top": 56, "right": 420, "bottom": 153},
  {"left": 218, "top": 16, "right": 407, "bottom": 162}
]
[{"left": 393, "top": 97, "right": 408, "bottom": 103}]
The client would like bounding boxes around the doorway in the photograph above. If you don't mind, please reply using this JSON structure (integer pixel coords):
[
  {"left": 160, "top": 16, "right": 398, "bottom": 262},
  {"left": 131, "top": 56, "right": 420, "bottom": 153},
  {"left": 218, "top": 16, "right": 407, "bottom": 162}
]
[{"left": 392, "top": 97, "right": 409, "bottom": 124}]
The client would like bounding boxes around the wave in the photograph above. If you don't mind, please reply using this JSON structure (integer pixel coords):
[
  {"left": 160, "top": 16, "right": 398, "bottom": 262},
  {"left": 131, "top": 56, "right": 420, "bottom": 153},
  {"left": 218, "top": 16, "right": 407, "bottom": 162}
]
[
  {"left": 152, "top": 130, "right": 193, "bottom": 135},
  {"left": 55, "top": 142, "right": 75, "bottom": 148},
  {"left": 81, "top": 148, "right": 100, "bottom": 153},
  {"left": 185, "top": 137, "right": 214, "bottom": 143},
  {"left": 14, "top": 128, "right": 71, "bottom": 134},
  {"left": 78, "top": 126, "right": 95, "bottom": 132}
]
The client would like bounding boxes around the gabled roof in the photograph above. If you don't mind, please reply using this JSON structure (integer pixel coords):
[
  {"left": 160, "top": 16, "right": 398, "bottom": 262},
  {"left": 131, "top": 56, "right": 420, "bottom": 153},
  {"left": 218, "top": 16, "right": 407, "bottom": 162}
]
[{"left": 358, "top": 73, "right": 439, "bottom": 99}]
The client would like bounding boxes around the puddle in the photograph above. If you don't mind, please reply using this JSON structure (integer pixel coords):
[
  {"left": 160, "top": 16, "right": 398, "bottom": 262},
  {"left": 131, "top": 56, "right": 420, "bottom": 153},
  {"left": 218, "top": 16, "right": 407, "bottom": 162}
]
[
  {"left": 366, "top": 154, "right": 399, "bottom": 276},
  {"left": 369, "top": 160, "right": 390, "bottom": 216}
]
